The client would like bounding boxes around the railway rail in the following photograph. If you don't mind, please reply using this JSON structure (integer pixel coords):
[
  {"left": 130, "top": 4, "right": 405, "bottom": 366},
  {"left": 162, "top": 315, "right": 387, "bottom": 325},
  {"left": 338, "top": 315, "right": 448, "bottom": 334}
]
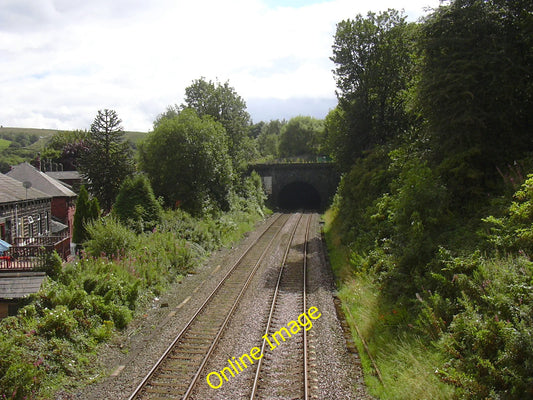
[
  {"left": 249, "top": 213, "right": 312, "bottom": 400},
  {"left": 128, "top": 213, "right": 314, "bottom": 400},
  {"left": 128, "top": 213, "right": 290, "bottom": 400}
]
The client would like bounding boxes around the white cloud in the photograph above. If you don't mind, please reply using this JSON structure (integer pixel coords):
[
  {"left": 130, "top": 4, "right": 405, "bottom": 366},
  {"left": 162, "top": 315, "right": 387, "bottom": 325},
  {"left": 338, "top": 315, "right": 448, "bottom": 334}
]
[{"left": 0, "top": 0, "right": 441, "bottom": 131}]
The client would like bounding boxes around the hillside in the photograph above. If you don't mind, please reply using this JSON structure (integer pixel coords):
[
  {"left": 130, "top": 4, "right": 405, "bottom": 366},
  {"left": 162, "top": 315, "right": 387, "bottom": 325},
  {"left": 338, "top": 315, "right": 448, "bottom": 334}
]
[{"left": 0, "top": 127, "right": 148, "bottom": 172}]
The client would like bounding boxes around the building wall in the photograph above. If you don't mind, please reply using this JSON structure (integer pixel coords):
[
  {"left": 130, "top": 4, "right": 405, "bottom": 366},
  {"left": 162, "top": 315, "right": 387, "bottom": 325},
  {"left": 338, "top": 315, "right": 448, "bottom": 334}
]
[
  {"left": 0, "top": 302, "right": 7, "bottom": 319},
  {"left": 0, "top": 199, "right": 52, "bottom": 243}
]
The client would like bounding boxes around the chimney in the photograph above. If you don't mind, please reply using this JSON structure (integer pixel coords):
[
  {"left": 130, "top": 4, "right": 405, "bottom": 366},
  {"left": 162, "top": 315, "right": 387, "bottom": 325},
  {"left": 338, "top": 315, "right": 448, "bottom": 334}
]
[{"left": 33, "top": 153, "right": 42, "bottom": 171}]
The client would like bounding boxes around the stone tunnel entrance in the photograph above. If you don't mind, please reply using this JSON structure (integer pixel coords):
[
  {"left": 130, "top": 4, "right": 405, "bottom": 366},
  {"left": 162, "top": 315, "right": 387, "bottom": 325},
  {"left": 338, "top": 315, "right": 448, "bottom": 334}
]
[{"left": 278, "top": 181, "right": 322, "bottom": 211}]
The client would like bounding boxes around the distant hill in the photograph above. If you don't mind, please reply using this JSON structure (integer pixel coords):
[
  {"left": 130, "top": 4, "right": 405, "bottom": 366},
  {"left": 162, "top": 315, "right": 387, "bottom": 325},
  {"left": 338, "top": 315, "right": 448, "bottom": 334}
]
[
  {"left": 0, "top": 126, "right": 149, "bottom": 148},
  {"left": 0, "top": 127, "right": 149, "bottom": 173}
]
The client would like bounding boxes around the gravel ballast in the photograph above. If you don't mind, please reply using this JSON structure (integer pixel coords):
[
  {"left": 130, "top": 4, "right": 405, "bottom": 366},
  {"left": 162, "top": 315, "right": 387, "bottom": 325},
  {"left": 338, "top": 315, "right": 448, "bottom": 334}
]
[{"left": 56, "top": 213, "right": 371, "bottom": 399}]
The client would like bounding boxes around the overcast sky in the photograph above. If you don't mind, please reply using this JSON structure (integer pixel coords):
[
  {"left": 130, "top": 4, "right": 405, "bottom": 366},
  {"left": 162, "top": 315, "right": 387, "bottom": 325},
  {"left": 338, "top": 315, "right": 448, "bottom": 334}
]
[{"left": 0, "top": 0, "right": 441, "bottom": 132}]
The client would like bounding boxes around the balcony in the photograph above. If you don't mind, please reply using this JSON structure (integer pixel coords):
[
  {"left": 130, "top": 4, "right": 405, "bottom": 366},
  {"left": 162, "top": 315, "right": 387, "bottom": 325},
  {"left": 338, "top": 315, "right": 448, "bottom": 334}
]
[{"left": 0, "top": 235, "right": 70, "bottom": 271}]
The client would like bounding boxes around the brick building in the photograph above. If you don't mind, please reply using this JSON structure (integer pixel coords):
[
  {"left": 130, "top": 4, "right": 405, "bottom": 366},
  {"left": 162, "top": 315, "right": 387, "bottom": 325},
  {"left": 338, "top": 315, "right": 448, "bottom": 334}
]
[
  {"left": 7, "top": 163, "right": 77, "bottom": 240},
  {"left": 0, "top": 173, "right": 52, "bottom": 244}
]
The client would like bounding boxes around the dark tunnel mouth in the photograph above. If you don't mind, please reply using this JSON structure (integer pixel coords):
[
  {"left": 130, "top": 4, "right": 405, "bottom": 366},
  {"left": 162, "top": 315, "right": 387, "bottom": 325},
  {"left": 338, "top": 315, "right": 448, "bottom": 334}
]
[{"left": 278, "top": 181, "right": 322, "bottom": 211}]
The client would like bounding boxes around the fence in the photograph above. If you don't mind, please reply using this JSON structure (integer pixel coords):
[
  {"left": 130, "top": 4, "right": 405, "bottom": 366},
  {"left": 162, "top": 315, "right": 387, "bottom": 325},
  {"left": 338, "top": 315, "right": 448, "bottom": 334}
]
[{"left": 0, "top": 236, "right": 70, "bottom": 271}]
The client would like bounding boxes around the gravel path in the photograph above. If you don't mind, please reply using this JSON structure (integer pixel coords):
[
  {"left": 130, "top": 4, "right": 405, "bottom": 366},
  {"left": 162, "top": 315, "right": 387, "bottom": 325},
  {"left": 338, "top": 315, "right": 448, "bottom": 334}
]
[{"left": 56, "top": 213, "right": 371, "bottom": 400}]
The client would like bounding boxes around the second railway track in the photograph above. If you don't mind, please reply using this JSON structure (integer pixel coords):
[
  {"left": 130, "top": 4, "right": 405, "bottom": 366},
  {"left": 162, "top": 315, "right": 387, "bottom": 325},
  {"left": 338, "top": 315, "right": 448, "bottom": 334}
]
[
  {"left": 129, "top": 213, "right": 290, "bottom": 400},
  {"left": 249, "top": 213, "right": 312, "bottom": 400}
]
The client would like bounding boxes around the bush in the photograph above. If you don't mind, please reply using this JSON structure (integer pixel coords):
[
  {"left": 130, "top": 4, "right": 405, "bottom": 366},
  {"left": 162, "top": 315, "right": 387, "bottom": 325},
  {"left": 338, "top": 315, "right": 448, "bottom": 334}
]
[
  {"left": 435, "top": 256, "right": 533, "bottom": 399},
  {"left": 39, "top": 250, "right": 63, "bottom": 279},
  {"left": 113, "top": 174, "right": 162, "bottom": 233},
  {"left": 84, "top": 217, "right": 136, "bottom": 258}
]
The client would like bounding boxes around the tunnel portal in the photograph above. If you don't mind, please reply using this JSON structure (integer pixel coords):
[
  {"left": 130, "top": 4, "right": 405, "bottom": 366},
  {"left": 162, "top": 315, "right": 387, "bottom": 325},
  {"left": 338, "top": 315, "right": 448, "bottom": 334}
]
[{"left": 278, "top": 181, "right": 321, "bottom": 211}]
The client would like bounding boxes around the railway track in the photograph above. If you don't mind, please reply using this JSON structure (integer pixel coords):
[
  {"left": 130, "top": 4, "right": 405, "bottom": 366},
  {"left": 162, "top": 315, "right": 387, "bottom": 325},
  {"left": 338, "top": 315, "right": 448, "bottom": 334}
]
[
  {"left": 128, "top": 213, "right": 290, "bottom": 400},
  {"left": 249, "top": 213, "right": 312, "bottom": 400}
]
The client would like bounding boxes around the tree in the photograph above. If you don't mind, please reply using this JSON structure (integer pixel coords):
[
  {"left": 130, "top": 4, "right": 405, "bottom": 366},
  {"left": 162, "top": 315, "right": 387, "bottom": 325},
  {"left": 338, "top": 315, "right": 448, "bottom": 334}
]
[
  {"left": 256, "top": 119, "right": 285, "bottom": 159},
  {"left": 139, "top": 108, "right": 234, "bottom": 215},
  {"left": 45, "top": 130, "right": 88, "bottom": 171},
  {"left": 113, "top": 174, "right": 162, "bottom": 232},
  {"left": 417, "top": 0, "right": 533, "bottom": 201},
  {"left": 78, "top": 109, "right": 135, "bottom": 211},
  {"left": 330, "top": 10, "right": 416, "bottom": 169},
  {"left": 72, "top": 185, "right": 100, "bottom": 245},
  {"left": 182, "top": 78, "right": 254, "bottom": 170},
  {"left": 278, "top": 116, "right": 324, "bottom": 159}
]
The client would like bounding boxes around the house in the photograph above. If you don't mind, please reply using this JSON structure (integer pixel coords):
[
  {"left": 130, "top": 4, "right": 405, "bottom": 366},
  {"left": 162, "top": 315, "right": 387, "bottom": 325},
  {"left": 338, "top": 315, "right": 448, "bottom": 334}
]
[
  {"left": 0, "top": 271, "right": 46, "bottom": 318},
  {"left": 7, "top": 163, "right": 77, "bottom": 242},
  {"left": 45, "top": 170, "right": 83, "bottom": 193},
  {"left": 0, "top": 173, "right": 53, "bottom": 245}
]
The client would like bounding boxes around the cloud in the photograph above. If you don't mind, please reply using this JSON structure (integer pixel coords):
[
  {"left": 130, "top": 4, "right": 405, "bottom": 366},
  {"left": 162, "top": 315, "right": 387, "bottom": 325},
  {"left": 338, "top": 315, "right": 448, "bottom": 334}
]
[{"left": 0, "top": 0, "right": 441, "bottom": 131}]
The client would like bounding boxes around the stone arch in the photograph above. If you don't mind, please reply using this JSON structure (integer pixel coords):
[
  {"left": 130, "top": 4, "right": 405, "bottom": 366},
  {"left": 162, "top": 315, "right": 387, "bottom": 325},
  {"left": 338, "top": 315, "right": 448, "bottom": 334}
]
[{"left": 278, "top": 181, "right": 321, "bottom": 211}]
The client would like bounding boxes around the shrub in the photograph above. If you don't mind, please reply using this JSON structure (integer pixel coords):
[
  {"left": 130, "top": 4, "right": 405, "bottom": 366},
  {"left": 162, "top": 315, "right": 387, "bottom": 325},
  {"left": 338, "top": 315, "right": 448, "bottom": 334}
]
[
  {"left": 37, "top": 305, "right": 78, "bottom": 339},
  {"left": 113, "top": 174, "right": 162, "bottom": 233},
  {"left": 39, "top": 250, "right": 63, "bottom": 279},
  {"left": 84, "top": 217, "right": 136, "bottom": 258}
]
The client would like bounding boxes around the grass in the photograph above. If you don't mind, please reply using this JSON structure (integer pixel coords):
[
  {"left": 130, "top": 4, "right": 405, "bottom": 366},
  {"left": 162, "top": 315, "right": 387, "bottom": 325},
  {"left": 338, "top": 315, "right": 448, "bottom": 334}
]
[
  {"left": 0, "top": 138, "right": 10, "bottom": 151},
  {"left": 323, "top": 208, "right": 456, "bottom": 400},
  {"left": 0, "top": 126, "right": 148, "bottom": 149}
]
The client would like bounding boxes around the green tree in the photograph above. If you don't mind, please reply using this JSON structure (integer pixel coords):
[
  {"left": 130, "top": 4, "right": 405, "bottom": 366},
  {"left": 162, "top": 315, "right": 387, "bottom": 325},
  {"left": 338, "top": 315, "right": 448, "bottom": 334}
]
[
  {"left": 279, "top": 116, "right": 323, "bottom": 159},
  {"left": 44, "top": 130, "right": 88, "bottom": 170},
  {"left": 139, "top": 108, "right": 233, "bottom": 215},
  {"left": 113, "top": 174, "right": 162, "bottom": 232},
  {"left": 79, "top": 109, "right": 134, "bottom": 211},
  {"left": 182, "top": 78, "right": 254, "bottom": 170},
  {"left": 256, "top": 119, "right": 285, "bottom": 159},
  {"left": 78, "top": 110, "right": 135, "bottom": 211},
  {"left": 330, "top": 9, "right": 416, "bottom": 170},
  {"left": 72, "top": 185, "right": 98, "bottom": 245},
  {"left": 417, "top": 0, "right": 533, "bottom": 203}
]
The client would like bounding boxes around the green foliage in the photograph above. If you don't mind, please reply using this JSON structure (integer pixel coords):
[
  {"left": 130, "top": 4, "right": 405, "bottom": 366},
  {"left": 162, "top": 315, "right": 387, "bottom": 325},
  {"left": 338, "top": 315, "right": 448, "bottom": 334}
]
[
  {"left": 72, "top": 186, "right": 100, "bottom": 245},
  {"left": 39, "top": 250, "right": 63, "bottom": 279},
  {"left": 425, "top": 254, "right": 533, "bottom": 399},
  {"left": 484, "top": 175, "right": 533, "bottom": 255},
  {"left": 139, "top": 108, "right": 234, "bottom": 215},
  {"left": 326, "top": 2, "right": 533, "bottom": 399},
  {"left": 78, "top": 109, "right": 135, "bottom": 211},
  {"left": 278, "top": 116, "right": 323, "bottom": 159},
  {"left": 0, "top": 202, "right": 264, "bottom": 398},
  {"left": 72, "top": 185, "right": 89, "bottom": 245},
  {"left": 376, "top": 153, "right": 447, "bottom": 274},
  {"left": 255, "top": 119, "right": 285, "bottom": 160},
  {"left": 113, "top": 174, "right": 163, "bottom": 233},
  {"left": 417, "top": 0, "right": 533, "bottom": 202},
  {"left": 84, "top": 217, "right": 136, "bottom": 258},
  {"left": 334, "top": 145, "right": 393, "bottom": 247},
  {"left": 181, "top": 78, "right": 254, "bottom": 170},
  {"left": 330, "top": 9, "right": 416, "bottom": 168}
]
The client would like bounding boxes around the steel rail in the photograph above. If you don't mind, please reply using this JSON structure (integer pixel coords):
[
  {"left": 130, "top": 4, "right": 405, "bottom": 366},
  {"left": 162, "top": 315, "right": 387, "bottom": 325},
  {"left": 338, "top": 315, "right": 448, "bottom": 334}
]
[
  {"left": 302, "top": 213, "right": 311, "bottom": 400},
  {"left": 128, "top": 213, "right": 285, "bottom": 400},
  {"left": 249, "top": 213, "right": 311, "bottom": 400}
]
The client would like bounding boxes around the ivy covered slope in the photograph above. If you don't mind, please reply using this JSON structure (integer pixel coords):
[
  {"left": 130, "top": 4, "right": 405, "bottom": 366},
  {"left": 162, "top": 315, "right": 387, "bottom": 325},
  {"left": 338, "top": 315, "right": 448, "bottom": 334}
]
[{"left": 324, "top": 1, "right": 533, "bottom": 399}]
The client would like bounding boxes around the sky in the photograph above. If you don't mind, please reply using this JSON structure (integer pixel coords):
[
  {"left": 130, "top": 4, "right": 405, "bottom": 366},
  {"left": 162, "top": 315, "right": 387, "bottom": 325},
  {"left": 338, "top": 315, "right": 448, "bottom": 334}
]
[{"left": 0, "top": 0, "right": 442, "bottom": 132}]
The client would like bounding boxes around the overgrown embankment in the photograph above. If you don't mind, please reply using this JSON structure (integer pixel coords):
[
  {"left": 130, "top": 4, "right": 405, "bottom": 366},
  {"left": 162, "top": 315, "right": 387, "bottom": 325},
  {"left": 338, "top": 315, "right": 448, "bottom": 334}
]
[
  {"left": 0, "top": 205, "right": 266, "bottom": 399},
  {"left": 324, "top": 158, "right": 533, "bottom": 399},
  {"left": 323, "top": 2, "right": 533, "bottom": 398}
]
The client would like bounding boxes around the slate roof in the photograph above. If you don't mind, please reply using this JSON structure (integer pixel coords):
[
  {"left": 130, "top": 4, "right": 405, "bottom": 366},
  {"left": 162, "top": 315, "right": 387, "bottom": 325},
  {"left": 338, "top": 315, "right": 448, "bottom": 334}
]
[
  {"left": 7, "top": 163, "right": 76, "bottom": 198},
  {"left": 0, "top": 173, "right": 52, "bottom": 204},
  {"left": 0, "top": 271, "right": 46, "bottom": 299}
]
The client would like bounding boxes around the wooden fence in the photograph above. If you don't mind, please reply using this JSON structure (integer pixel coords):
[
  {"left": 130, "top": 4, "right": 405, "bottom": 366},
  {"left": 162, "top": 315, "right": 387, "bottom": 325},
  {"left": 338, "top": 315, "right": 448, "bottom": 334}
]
[{"left": 0, "top": 236, "right": 70, "bottom": 271}]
